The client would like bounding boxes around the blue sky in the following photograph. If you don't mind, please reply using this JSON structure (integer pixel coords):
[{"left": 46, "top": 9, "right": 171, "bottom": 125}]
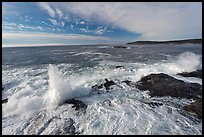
[{"left": 2, "top": 2, "right": 202, "bottom": 47}]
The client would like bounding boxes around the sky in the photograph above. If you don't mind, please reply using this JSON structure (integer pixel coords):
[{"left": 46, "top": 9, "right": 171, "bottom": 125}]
[{"left": 2, "top": 2, "right": 202, "bottom": 47}]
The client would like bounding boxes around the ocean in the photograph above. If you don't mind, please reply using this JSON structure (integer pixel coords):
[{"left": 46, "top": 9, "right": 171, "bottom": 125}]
[{"left": 2, "top": 43, "right": 202, "bottom": 135}]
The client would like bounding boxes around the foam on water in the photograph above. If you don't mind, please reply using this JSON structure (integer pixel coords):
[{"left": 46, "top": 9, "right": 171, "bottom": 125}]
[
  {"left": 166, "top": 52, "right": 202, "bottom": 73},
  {"left": 2, "top": 51, "right": 202, "bottom": 135},
  {"left": 44, "top": 64, "right": 92, "bottom": 109},
  {"left": 129, "top": 52, "right": 202, "bottom": 82}
]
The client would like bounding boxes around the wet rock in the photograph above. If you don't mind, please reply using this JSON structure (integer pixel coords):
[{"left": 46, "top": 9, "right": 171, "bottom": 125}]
[
  {"left": 62, "top": 118, "right": 76, "bottom": 135},
  {"left": 51, "top": 118, "right": 77, "bottom": 135},
  {"left": 122, "top": 80, "right": 132, "bottom": 85},
  {"left": 147, "top": 101, "right": 163, "bottom": 108},
  {"left": 104, "top": 78, "right": 116, "bottom": 90},
  {"left": 177, "top": 70, "right": 202, "bottom": 79},
  {"left": 92, "top": 84, "right": 103, "bottom": 91},
  {"left": 2, "top": 98, "right": 8, "bottom": 104},
  {"left": 102, "top": 100, "right": 112, "bottom": 106},
  {"left": 184, "top": 99, "right": 202, "bottom": 119},
  {"left": 122, "top": 80, "right": 138, "bottom": 88},
  {"left": 135, "top": 73, "right": 202, "bottom": 99},
  {"left": 113, "top": 46, "right": 127, "bottom": 49},
  {"left": 115, "top": 66, "right": 124, "bottom": 69},
  {"left": 92, "top": 79, "right": 117, "bottom": 91},
  {"left": 63, "top": 99, "right": 87, "bottom": 111}
]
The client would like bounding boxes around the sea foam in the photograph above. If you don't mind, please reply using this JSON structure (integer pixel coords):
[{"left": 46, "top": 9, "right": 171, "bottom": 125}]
[
  {"left": 44, "top": 64, "right": 92, "bottom": 109},
  {"left": 131, "top": 52, "right": 202, "bottom": 82}
]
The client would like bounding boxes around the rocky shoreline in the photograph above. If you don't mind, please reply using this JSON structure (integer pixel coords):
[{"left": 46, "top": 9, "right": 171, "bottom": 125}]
[
  {"left": 2, "top": 69, "right": 202, "bottom": 134},
  {"left": 127, "top": 38, "right": 202, "bottom": 45},
  {"left": 91, "top": 69, "right": 202, "bottom": 119}
]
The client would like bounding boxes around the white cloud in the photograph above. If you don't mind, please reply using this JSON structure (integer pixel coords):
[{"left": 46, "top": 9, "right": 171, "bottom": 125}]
[
  {"left": 70, "top": 24, "right": 74, "bottom": 30},
  {"left": 2, "top": 32, "right": 111, "bottom": 47},
  {"left": 44, "top": 2, "right": 202, "bottom": 40},
  {"left": 80, "top": 21, "right": 86, "bottom": 25},
  {"left": 36, "top": 26, "right": 43, "bottom": 31},
  {"left": 48, "top": 18, "right": 59, "bottom": 26},
  {"left": 2, "top": 22, "right": 44, "bottom": 31},
  {"left": 95, "top": 27, "right": 108, "bottom": 35},
  {"left": 61, "top": 21, "right": 65, "bottom": 27},
  {"left": 56, "top": 8, "right": 63, "bottom": 17},
  {"left": 38, "top": 2, "right": 56, "bottom": 18},
  {"left": 48, "top": 19, "right": 65, "bottom": 27},
  {"left": 80, "top": 27, "right": 108, "bottom": 35}
]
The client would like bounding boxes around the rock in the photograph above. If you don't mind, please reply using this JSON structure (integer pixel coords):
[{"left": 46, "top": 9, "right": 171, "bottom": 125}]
[
  {"left": 51, "top": 118, "right": 77, "bottom": 135},
  {"left": 147, "top": 101, "right": 163, "bottom": 108},
  {"left": 62, "top": 118, "right": 76, "bottom": 135},
  {"left": 92, "top": 79, "right": 123, "bottom": 92},
  {"left": 2, "top": 98, "right": 8, "bottom": 104},
  {"left": 63, "top": 99, "right": 87, "bottom": 111},
  {"left": 184, "top": 99, "right": 202, "bottom": 119},
  {"left": 104, "top": 78, "right": 116, "bottom": 90},
  {"left": 113, "top": 46, "right": 127, "bottom": 49},
  {"left": 135, "top": 73, "right": 202, "bottom": 99},
  {"left": 92, "top": 84, "right": 103, "bottom": 91},
  {"left": 115, "top": 66, "right": 124, "bottom": 69},
  {"left": 122, "top": 80, "right": 138, "bottom": 88},
  {"left": 177, "top": 70, "right": 202, "bottom": 79},
  {"left": 122, "top": 80, "right": 132, "bottom": 85},
  {"left": 2, "top": 87, "right": 4, "bottom": 91}
]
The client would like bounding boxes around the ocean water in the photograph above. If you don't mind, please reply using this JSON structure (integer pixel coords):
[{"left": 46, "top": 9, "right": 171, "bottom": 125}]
[{"left": 2, "top": 43, "right": 202, "bottom": 135}]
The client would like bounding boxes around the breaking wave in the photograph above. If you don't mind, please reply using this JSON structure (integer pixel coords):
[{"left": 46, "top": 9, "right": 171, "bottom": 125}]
[{"left": 44, "top": 64, "right": 92, "bottom": 109}]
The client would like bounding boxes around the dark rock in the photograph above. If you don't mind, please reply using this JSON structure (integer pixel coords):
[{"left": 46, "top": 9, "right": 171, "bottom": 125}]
[
  {"left": 102, "top": 100, "right": 112, "bottom": 106},
  {"left": 113, "top": 46, "right": 127, "bottom": 49},
  {"left": 63, "top": 99, "right": 87, "bottom": 111},
  {"left": 63, "top": 118, "right": 76, "bottom": 135},
  {"left": 2, "top": 98, "right": 8, "bottom": 104},
  {"left": 2, "top": 87, "right": 4, "bottom": 91},
  {"left": 104, "top": 79, "right": 116, "bottom": 90},
  {"left": 177, "top": 70, "right": 202, "bottom": 79},
  {"left": 184, "top": 99, "right": 202, "bottom": 119},
  {"left": 92, "top": 84, "right": 103, "bottom": 91},
  {"left": 127, "top": 38, "right": 202, "bottom": 45},
  {"left": 52, "top": 118, "right": 78, "bottom": 135},
  {"left": 122, "top": 80, "right": 132, "bottom": 85},
  {"left": 115, "top": 66, "right": 124, "bottom": 69},
  {"left": 122, "top": 80, "right": 138, "bottom": 88},
  {"left": 135, "top": 73, "right": 202, "bottom": 99},
  {"left": 92, "top": 79, "right": 122, "bottom": 92},
  {"left": 147, "top": 101, "right": 163, "bottom": 108}
]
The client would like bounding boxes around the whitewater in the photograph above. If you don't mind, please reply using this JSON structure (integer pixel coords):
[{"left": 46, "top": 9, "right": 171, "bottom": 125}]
[{"left": 2, "top": 44, "right": 202, "bottom": 135}]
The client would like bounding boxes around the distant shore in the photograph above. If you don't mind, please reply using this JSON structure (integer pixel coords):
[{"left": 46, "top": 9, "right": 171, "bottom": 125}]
[{"left": 127, "top": 38, "right": 202, "bottom": 45}]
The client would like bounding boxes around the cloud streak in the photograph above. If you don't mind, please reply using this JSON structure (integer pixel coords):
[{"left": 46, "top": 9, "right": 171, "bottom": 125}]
[
  {"left": 2, "top": 32, "right": 112, "bottom": 47},
  {"left": 44, "top": 2, "right": 202, "bottom": 40},
  {"left": 38, "top": 2, "right": 56, "bottom": 18},
  {"left": 2, "top": 32, "right": 110, "bottom": 40}
]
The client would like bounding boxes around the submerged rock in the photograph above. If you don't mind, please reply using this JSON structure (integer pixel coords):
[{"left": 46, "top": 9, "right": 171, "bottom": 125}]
[
  {"left": 2, "top": 98, "right": 8, "bottom": 104},
  {"left": 122, "top": 80, "right": 136, "bottom": 87},
  {"left": 113, "top": 46, "right": 127, "bottom": 49},
  {"left": 147, "top": 101, "right": 163, "bottom": 108},
  {"left": 177, "top": 70, "right": 202, "bottom": 79},
  {"left": 92, "top": 84, "right": 103, "bottom": 91},
  {"left": 104, "top": 78, "right": 116, "bottom": 90},
  {"left": 53, "top": 118, "right": 76, "bottom": 135},
  {"left": 184, "top": 99, "right": 202, "bottom": 119},
  {"left": 92, "top": 79, "right": 117, "bottom": 91},
  {"left": 135, "top": 73, "right": 202, "bottom": 99},
  {"left": 63, "top": 99, "right": 87, "bottom": 111},
  {"left": 115, "top": 66, "right": 124, "bottom": 69}
]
